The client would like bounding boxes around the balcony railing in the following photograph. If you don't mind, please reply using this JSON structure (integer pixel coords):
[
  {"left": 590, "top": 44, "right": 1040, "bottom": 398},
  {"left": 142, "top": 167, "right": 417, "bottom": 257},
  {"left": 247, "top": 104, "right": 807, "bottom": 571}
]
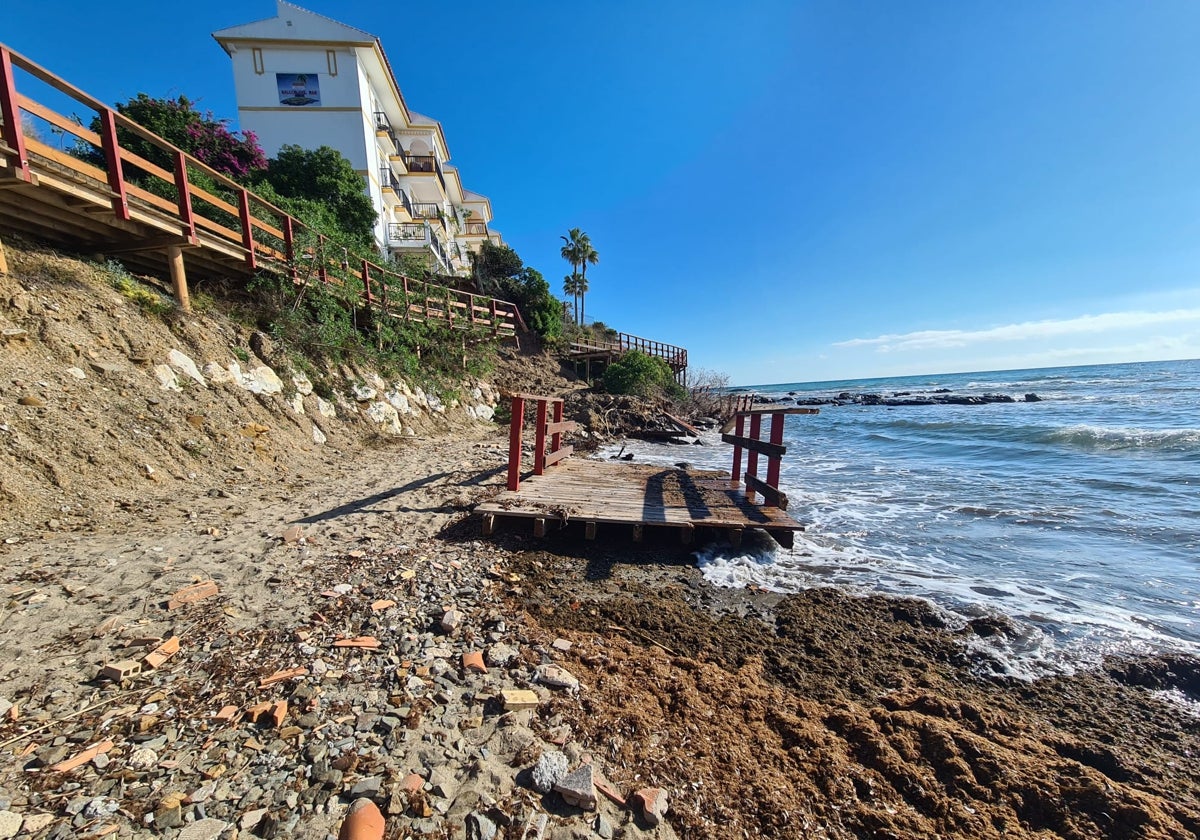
[
  {"left": 402, "top": 153, "right": 447, "bottom": 193},
  {"left": 464, "top": 221, "right": 488, "bottom": 236},
  {"left": 373, "top": 112, "right": 398, "bottom": 149},
  {"left": 410, "top": 202, "right": 441, "bottom": 220},
  {"left": 387, "top": 222, "right": 427, "bottom": 242},
  {"left": 378, "top": 166, "right": 400, "bottom": 192}
]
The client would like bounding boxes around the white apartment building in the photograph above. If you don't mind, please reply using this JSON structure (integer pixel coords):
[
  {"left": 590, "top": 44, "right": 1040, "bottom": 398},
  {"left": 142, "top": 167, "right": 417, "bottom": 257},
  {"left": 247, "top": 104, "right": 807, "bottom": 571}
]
[{"left": 213, "top": 1, "right": 501, "bottom": 276}]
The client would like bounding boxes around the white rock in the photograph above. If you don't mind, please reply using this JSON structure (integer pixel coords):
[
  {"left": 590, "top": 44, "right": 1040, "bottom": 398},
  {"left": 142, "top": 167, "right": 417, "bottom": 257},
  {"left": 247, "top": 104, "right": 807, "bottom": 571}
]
[
  {"left": 177, "top": 819, "right": 230, "bottom": 840},
  {"left": 426, "top": 392, "right": 445, "bottom": 414},
  {"left": 465, "top": 405, "right": 477, "bottom": 420},
  {"left": 535, "top": 664, "right": 580, "bottom": 690},
  {"left": 312, "top": 424, "right": 327, "bottom": 445},
  {"left": 470, "top": 387, "right": 483, "bottom": 401},
  {"left": 290, "top": 393, "right": 305, "bottom": 414},
  {"left": 153, "top": 365, "right": 181, "bottom": 392},
  {"left": 292, "top": 373, "right": 314, "bottom": 396},
  {"left": 18, "top": 814, "right": 55, "bottom": 834},
  {"left": 317, "top": 397, "right": 337, "bottom": 418},
  {"left": 474, "top": 404, "right": 495, "bottom": 422},
  {"left": 0, "top": 811, "right": 22, "bottom": 839},
  {"left": 365, "top": 402, "right": 403, "bottom": 435},
  {"left": 203, "top": 362, "right": 235, "bottom": 384},
  {"left": 352, "top": 384, "right": 377, "bottom": 402},
  {"left": 243, "top": 366, "right": 283, "bottom": 395},
  {"left": 168, "top": 349, "right": 207, "bottom": 387},
  {"left": 386, "top": 390, "right": 411, "bottom": 414},
  {"left": 410, "top": 385, "right": 429, "bottom": 410},
  {"left": 128, "top": 747, "right": 158, "bottom": 770},
  {"left": 65, "top": 367, "right": 87, "bottom": 380}
]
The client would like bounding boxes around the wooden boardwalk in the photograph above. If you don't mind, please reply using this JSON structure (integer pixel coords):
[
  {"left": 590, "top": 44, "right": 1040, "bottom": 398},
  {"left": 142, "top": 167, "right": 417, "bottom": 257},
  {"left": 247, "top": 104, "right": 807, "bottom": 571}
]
[{"left": 477, "top": 458, "right": 803, "bottom": 548}]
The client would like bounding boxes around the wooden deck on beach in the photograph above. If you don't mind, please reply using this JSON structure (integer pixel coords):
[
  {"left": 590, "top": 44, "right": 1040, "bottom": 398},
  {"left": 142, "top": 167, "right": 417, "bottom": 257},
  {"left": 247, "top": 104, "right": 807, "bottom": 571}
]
[{"left": 477, "top": 458, "right": 803, "bottom": 547}]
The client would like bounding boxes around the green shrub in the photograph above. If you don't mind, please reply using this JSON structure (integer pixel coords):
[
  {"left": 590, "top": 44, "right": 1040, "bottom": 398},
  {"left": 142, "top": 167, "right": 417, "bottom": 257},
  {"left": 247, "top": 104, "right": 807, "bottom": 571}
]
[{"left": 601, "top": 351, "right": 685, "bottom": 400}]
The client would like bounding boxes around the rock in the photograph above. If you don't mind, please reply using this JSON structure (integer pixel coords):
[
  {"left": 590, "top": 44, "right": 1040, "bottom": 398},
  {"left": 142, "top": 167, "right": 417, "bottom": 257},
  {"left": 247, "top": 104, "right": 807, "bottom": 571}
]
[
  {"left": 0, "top": 811, "right": 21, "bottom": 839},
  {"left": 486, "top": 644, "right": 517, "bottom": 667},
  {"left": 553, "top": 764, "right": 596, "bottom": 809},
  {"left": 178, "top": 818, "right": 230, "bottom": 840},
  {"left": 594, "top": 813, "right": 614, "bottom": 839},
  {"left": 339, "top": 798, "right": 384, "bottom": 840},
  {"left": 386, "top": 390, "right": 411, "bottom": 414},
  {"left": 535, "top": 664, "right": 580, "bottom": 690},
  {"left": 293, "top": 373, "right": 314, "bottom": 395},
  {"left": 128, "top": 747, "right": 158, "bottom": 770},
  {"left": 633, "top": 787, "right": 668, "bottom": 826},
  {"left": 17, "top": 396, "right": 45, "bottom": 407},
  {"left": 353, "top": 384, "right": 378, "bottom": 402},
  {"left": 89, "top": 360, "right": 123, "bottom": 375},
  {"left": 312, "top": 424, "right": 327, "bottom": 445},
  {"left": 250, "top": 331, "right": 274, "bottom": 360},
  {"left": 244, "top": 365, "right": 283, "bottom": 395},
  {"left": 350, "top": 776, "right": 383, "bottom": 801},
  {"left": 65, "top": 366, "right": 86, "bottom": 379},
  {"left": 429, "top": 766, "right": 459, "bottom": 801},
  {"left": 551, "top": 638, "right": 572, "bottom": 652},
  {"left": 401, "top": 772, "right": 425, "bottom": 793},
  {"left": 531, "top": 750, "right": 568, "bottom": 793},
  {"left": 365, "top": 402, "right": 402, "bottom": 435},
  {"left": 1024, "top": 393, "right": 1043, "bottom": 402},
  {"left": 291, "top": 393, "right": 305, "bottom": 414},
  {"left": 440, "top": 609, "right": 464, "bottom": 633},
  {"left": 153, "top": 364, "right": 181, "bottom": 391},
  {"left": 239, "top": 808, "right": 268, "bottom": 830},
  {"left": 466, "top": 811, "right": 497, "bottom": 840},
  {"left": 155, "top": 804, "right": 184, "bottom": 828},
  {"left": 204, "top": 362, "right": 236, "bottom": 384},
  {"left": 317, "top": 397, "right": 337, "bottom": 418},
  {"left": 168, "top": 349, "right": 207, "bottom": 387}
]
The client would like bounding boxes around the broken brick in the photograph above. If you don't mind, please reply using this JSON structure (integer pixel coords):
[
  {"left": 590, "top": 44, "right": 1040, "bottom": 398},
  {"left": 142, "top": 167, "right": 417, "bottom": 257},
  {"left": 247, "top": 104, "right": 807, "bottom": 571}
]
[
  {"left": 501, "top": 689, "right": 539, "bottom": 711},
  {"left": 401, "top": 772, "right": 425, "bottom": 793},
  {"left": 258, "top": 667, "right": 308, "bottom": 688},
  {"left": 281, "top": 525, "right": 303, "bottom": 544},
  {"left": 99, "top": 660, "right": 141, "bottom": 682},
  {"left": 267, "top": 700, "right": 287, "bottom": 728},
  {"left": 214, "top": 705, "right": 240, "bottom": 722},
  {"left": 462, "top": 651, "right": 487, "bottom": 674},
  {"left": 333, "top": 637, "right": 380, "bottom": 649},
  {"left": 370, "top": 599, "right": 396, "bottom": 612},
  {"left": 141, "top": 636, "right": 180, "bottom": 670},
  {"left": 51, "top": 739, "right": 115, "bottom": 773},
  {"left": 167, "top": 580, "right": 219, "bottom": 610}
]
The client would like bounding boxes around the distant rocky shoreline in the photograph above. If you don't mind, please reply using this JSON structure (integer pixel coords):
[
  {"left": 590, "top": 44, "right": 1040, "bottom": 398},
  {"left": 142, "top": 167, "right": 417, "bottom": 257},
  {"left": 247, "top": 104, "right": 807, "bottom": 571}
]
[{"left": 749, "top": 390, "right": 1044, "bottom": 407}]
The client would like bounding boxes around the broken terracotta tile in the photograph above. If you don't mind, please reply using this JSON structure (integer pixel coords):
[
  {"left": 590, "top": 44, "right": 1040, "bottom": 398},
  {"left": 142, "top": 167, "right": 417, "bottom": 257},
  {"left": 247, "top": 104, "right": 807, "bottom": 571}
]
[
  {"left": 333, "top": 636, "right": 380, "bottom": 649},
  {"left": 281, "top": 525, "right": 303, "bottom": 544},
  {"left": 167, "top": 580, "right": 219, "bottom": 610},
  {"left": 258, "top": 667, "right": 308, "bottom": 688},
  {"left": 245, "top": 701, "right": 272, "bottom": 724},
  {"left": 51, "top": 739, "right": 115, "bottom": 772},
  {"left": 401, "top": 772, "right": 425, "bottom": 793},
  {"left": 462, "top": 651, "right": 487, "bottom": 674},
  {"left": 594, "top": 778, "right": 626, "bottom": 808},
  {"left": 267, "top": 700, "right": 287, "bottom": 728},
  {"left": 141, "top": 636, "right": 180, "bottom": 670},
  {"left": 370, "top": 599, "right": 396, "bottom": 612},
  {"left": 214, "top": 705, "right": 240, "bottom": 722}
]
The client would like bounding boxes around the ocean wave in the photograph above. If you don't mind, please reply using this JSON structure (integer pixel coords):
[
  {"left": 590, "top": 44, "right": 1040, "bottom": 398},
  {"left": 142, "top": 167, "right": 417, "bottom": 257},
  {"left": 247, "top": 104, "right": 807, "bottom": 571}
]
[{"left": 1044, "top": 425, "right": 1200, "bottom": 452}]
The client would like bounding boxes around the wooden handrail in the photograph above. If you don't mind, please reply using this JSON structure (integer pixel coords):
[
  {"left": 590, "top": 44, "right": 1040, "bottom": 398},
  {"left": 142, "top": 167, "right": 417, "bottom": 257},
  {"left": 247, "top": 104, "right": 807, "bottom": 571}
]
[
  {"left": 506, "top": 394, "right": 575, "bottom": 491},
  {"left": 726, "top": 406, "right": 818, "bottom": 509},
  {"left": 0, "top": 41, "right": 523, "bottom": 338}
]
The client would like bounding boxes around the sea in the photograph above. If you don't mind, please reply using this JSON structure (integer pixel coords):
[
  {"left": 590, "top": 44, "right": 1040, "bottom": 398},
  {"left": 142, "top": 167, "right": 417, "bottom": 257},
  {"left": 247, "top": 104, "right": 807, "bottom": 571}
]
[{"left": 599, "top": 359, "right": 1200, "bottom": 679}]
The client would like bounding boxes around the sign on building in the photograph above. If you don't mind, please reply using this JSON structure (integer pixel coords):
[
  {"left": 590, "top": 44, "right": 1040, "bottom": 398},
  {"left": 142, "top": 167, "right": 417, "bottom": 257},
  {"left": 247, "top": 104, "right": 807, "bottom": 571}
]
[{"left": 276, "top": 73, "right": 321, "bottom": 106}]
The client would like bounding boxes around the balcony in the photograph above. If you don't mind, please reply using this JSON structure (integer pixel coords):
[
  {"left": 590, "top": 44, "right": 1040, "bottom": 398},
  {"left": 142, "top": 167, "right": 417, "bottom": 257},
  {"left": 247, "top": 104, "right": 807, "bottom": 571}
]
[
  {"left": 378, "top": 166, "right": 400, "bottom": 192},
  {"left": 402, "top": 153, "right": 448, "bottom": 193},
  {"left": 410, "top": 202, "right": 441, "bottom": 220},
  {"left": 387, "top": 222, "right": 427, "bottom": 243},
  {"left": 373, "top": 112, "right": 398, "bottom": 150},
  {"left": 464, "top": 221, "right": 489, "bottom": 237}
]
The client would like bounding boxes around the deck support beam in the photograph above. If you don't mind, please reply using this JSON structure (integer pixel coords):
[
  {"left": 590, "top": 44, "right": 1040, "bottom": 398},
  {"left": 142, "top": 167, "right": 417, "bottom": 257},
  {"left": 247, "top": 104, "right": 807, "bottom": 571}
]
[
  {"left": 585, "top": 521, "right": 597, "bottom": 540},
  {"left": 166, "top": 244, "right": 191, "bottom": 312},
  {"left": 481, "top": 513, "right": 495, "bottom": 537},
  {"left": 533, "top": 518, "right": 546, "bottom": 538}
]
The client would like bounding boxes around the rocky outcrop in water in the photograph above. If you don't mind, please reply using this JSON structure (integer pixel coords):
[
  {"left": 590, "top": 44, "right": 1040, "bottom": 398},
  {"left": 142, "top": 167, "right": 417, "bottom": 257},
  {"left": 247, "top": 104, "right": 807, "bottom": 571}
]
[{"left": 758, "top": 391, "right": 1043, "bottom": 407}]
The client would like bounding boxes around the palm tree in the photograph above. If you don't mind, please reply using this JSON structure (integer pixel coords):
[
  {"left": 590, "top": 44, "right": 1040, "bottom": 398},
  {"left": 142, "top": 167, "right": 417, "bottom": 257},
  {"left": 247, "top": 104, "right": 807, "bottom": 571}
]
[
  {"left": 560, "top": 228, "right": 598, "bottom": 325},
  {"left": 576, "top": 238, "right": 598, "bottom": 325},
  {"left": 560, "top": 228, "right": 584, "bottom": 323},
  {"left": 562, "top": 274, "right": 582, "bottom": 324}
]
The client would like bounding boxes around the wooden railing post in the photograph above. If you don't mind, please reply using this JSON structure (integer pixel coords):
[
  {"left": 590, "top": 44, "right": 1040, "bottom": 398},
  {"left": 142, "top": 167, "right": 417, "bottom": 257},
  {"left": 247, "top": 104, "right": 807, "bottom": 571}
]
[
  {"left": 730, "top": 414, "right": 745, "bottom": 487},
  {"left": 98, "top": 109, "right": 129, "bottom": 220},
  {"left": 317, "top": 235, "right": 328, "bottom": 284},
  {"left": 765, "top": 412, "right": 784, "bottom": 502},
  {"left": 361, "top": 260, "right": 372, "bottom": 305},
  {"left": 282, "top": 216, "right": 296, "bottom": 282},
  {"left": 172, "top": 151, "right": 196, "bottom": 244},
  {"left": 745, "top": 414, "right": 762, "bottom": 503},
  {"left": 534, "top": 399, "right": 549, "bottom": 475},
  {"left": 551, "top": 399, "right": 564, "bottom": 455},
  {"left": 507, "top": 396, "right": 525, "bottom": 491},
  {"left": 0, "top": 47, "right": 31, "bottom": 183},
  {"left": 238, "top": 189, "right": 256, "bottom": 270}
]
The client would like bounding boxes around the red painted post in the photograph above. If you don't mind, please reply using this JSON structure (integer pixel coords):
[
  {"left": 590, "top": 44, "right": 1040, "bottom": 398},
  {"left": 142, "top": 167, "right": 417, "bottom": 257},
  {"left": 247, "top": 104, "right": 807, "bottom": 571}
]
[
  {"left": 730, "top": 414, "right": 745, "bottom": 486},
  {"left": 534, "top": 398, "right": 549, "bottom": 475},
  {"left": 361, "top": 260, "right": 372, "bottom": 305},
  {"left": 0, "top": 47, "right": 31, "bottom": 183},
  {"left": 551, "top": 399, "right": 564, "bottom": 455},
  {"left": 765, "top": 411, "right": 784, "bottom": 503},
  {"left": 172, "top": 151, "right": 196, "bottom": 243},
  {"left": 506, "top": 396, "right": 525, "bottom": 491},
  {"left": 746, "top": 414, "right": 762, "bottom": 503},
  {"left": 238, "top": 189, "right": 256, "bottom": 270},
  {"left": 98, "top": 110, "right": 129, "bottom": 220}
]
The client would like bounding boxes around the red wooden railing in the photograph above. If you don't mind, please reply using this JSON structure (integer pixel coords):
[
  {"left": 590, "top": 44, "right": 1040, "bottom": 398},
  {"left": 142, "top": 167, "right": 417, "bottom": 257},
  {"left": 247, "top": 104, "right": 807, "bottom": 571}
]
[
  {"left": 506, "top": 393, "right": 577, "bottom": 491},
  {"left": 722, "top": 406, "right": 819, "bottom": 510},
  {"left": 0, "top": 42, "right": 523, "bottom": 337}
]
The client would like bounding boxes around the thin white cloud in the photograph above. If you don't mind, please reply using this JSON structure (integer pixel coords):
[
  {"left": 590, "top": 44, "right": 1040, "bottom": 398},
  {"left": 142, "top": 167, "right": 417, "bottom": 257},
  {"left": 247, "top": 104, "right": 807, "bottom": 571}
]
[{"left": 834, "top": 308, "right": 1200, "bottom": 352}]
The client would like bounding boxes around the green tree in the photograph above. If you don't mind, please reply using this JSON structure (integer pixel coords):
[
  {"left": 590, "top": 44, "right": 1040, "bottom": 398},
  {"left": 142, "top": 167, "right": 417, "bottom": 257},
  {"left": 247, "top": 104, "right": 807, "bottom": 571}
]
[
  {"left": 255, "top": 145, "right": 376, "bottom": 247},
  {"left": 560, "top": 228, "right": 598, "bottom": 325},
  {"left": 601, "top": 351, "right": 684, "bottom": 400},
  {"left": 562, "top": 274, "right": 582, "bottom": 323},
  {"left": 473, "top": 241, "right": 561, "bottom": 340},
  {"left": 576, "top": 237, "right": 598, "bottom": 325}
]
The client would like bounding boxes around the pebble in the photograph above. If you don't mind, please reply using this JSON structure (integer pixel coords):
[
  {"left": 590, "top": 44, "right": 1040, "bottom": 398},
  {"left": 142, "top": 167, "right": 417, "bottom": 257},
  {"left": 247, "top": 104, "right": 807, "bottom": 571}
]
[
  {"left": 178, "top": 818, "right": 231, "bottom": 840},
  {"left": 535, "top": 664, "right": 580, "bottom": 691},
  {"left": 0, "top": 812, "right": 21, "bottom": 839},
  {"left": 553, "top": 764, "right": 596, "bottom": 809},
  {"left": 531, "top": 750, "right": 568, "bottom": 793}
]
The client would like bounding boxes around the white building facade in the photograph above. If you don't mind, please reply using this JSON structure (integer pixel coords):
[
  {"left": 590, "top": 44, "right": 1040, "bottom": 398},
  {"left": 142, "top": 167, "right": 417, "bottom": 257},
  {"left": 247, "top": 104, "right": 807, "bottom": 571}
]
[{"left": 213, "top": 1, "right": 501, "bottom": 276}]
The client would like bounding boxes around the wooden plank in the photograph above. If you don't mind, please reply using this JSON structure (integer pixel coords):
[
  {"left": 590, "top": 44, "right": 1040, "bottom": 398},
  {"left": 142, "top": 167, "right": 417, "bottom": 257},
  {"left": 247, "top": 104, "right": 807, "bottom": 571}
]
[
  {"left": 662, "top": 411, "right": 700, "bottom": 436},
  {"left": 721, "top": 433, "right": 786, "bottom": 458},
  {"left": 745, "top": 473, "right": 788, "bottom": 511},
  {"left": 736, "top": 406, "right": 820, "bottom": 416},
  {"left": 545, "top": 420, "right": 577, "bottom": 436},
  {"left": 542, "top": 445, "right": 573, "bottom": 468}
]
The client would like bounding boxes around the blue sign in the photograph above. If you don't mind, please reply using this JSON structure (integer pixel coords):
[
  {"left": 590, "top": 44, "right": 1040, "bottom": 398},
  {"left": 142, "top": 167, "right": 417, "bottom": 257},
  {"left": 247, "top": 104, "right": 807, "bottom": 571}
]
[{"left": 277, "top": 73, "right": 320, "bottom": 107}]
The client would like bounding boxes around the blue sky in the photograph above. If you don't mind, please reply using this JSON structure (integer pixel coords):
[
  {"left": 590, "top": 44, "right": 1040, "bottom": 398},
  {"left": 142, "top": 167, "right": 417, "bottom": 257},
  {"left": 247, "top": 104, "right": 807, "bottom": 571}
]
[{"left": 5, "top": 1, "right": 1200, "bottom": 384}]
